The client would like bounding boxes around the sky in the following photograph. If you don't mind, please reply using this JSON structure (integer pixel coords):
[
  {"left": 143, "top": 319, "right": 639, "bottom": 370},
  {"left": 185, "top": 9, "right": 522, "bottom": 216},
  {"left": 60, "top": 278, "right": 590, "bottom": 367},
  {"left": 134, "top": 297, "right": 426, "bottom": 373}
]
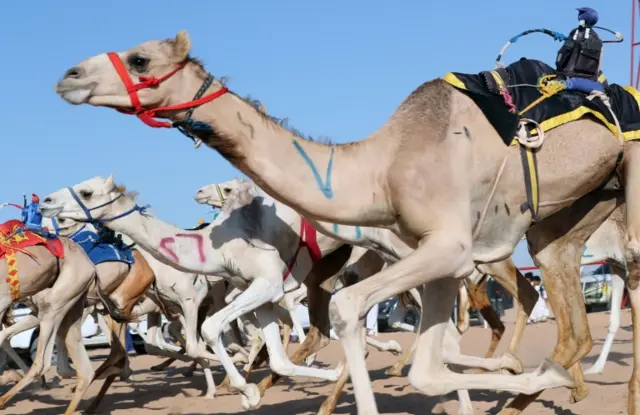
[{"left": 0, "top": 1, "right": 633, "bottom": 268}]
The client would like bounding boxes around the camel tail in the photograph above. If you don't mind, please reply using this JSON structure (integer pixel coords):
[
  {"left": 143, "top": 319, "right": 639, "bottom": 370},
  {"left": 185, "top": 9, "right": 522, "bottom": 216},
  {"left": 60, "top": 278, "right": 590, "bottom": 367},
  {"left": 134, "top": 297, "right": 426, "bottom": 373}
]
[{"left": 96, "top": 276, "right": 130, "bottom": 323}]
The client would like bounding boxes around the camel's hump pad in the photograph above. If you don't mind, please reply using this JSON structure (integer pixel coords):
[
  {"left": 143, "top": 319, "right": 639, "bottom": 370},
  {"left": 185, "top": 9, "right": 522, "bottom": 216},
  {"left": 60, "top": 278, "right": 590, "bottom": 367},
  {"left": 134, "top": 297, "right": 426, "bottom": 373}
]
[
  {"left": 71, "top": 230, "right": 134, "bottom": 266},
  {"left": 0, "top": 219, "right": 64, "bottom": 259},
  {"left": 444, "top": 58, "right": 640, "bottom": 145}
]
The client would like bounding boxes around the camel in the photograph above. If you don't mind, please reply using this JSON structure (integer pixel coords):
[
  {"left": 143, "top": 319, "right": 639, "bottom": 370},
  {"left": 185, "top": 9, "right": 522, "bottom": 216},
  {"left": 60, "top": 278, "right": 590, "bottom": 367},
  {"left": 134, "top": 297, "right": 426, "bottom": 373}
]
[
  {"left": 197, "top": 181, "right": 536, "bottom": 367},
  {"left": 52, "top": 31, "right": 640, "bottom": 414},
  {"left": 35, "top": 215, "right": 157, "bottom": 413},
  {"left": 0, "top": 220, "right": 96, "bottom": 415},
  {"left": 41, "top": 176, "right": 541, "bottom": 414}
]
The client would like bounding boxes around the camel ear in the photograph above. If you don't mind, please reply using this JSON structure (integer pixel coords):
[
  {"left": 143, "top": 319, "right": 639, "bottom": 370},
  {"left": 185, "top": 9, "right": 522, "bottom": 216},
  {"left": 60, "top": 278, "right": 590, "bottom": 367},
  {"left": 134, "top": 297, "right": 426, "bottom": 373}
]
[
  {"left": 173, "top": 30, "right": 191, "bottom": 61},
  {"left": 104, "top": 174, "right": 115, "bottom": 191}
]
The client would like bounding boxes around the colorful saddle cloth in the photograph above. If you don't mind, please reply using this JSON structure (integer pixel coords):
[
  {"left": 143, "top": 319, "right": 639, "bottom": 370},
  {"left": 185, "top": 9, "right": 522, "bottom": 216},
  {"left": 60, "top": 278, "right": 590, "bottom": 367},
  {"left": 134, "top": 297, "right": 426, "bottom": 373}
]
[
  {"left": 0, "top": 219, "right": 64, "bottom": 301},
  {"left": 70, "top": 227, "right": 134, "bottom": 266},
  {"left": 444, "top": 58, "right": 640, "bottom": 145}
]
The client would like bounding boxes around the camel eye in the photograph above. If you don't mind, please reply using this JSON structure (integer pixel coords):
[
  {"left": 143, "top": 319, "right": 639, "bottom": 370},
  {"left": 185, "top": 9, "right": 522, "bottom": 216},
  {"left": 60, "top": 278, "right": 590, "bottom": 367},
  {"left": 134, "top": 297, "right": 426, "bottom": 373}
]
[
  {"left": 127, "top": 54, "right": 150, "bottom": 73},
  {"left": 79, "top": 190, "right": 93, "bottom": 199}
]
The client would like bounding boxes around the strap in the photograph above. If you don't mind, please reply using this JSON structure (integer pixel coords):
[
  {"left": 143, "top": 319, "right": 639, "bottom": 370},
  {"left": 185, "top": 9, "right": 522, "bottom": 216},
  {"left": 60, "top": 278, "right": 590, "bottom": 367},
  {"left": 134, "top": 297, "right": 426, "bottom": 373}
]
[{"left": 519, "top": 145, "right": 541, "bottom": 222}]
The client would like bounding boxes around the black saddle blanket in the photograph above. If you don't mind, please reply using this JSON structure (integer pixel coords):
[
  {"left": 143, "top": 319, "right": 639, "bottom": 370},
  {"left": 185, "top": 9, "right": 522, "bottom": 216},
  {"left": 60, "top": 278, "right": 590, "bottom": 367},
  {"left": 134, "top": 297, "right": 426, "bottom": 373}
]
[{"left": 444, "top": 58, "right": 640, "bottom": 145}]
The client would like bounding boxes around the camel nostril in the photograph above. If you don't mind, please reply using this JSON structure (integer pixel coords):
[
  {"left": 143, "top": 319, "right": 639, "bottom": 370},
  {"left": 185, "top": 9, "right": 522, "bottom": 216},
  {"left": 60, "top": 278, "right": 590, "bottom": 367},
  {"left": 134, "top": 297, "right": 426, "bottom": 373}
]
[
  {"left": 43, "top": 197, "right": 53, "bottom": 204},
  {"left": 64, "top": 67, "right": 84, "bottom": 79}
]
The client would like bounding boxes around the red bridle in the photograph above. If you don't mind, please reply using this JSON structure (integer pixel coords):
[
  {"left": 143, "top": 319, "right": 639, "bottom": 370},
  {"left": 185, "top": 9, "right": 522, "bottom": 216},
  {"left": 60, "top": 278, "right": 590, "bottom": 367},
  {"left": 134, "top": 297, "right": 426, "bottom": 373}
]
[{"left": 106, "top": 52, "right": 228, "bottom": 129}]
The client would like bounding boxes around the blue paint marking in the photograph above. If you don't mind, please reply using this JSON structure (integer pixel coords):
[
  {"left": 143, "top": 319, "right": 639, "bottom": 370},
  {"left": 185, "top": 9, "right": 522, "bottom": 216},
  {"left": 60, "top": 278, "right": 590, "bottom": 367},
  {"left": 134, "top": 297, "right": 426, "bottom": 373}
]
[
  {"left": 582, "top": 245, "right": 594, "bottom": 258},
  {"left": 333, "top": 223, "right": 339, "bottom": 233},
  {"left": 292, "top": 140, "right": 334, "bottom": 199},
  {"left": 355, "top": 226, "right": 362, "bottom": 239}
]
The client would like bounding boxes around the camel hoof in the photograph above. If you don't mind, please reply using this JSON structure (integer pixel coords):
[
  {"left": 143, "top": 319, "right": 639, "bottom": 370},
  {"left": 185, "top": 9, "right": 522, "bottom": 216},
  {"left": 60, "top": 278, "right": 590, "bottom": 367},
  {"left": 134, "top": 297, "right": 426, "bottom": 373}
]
[
  {"left": 58, "top": 370, "right": 77, "bottom": 379},
  {"left": 385, "top": 365, "right": 404, "bottom": 377},
  {"left": 535, "top": 358, "right": 575, "bottom": 389},
  {"left": 240, "top": 383, "right": 261, "bottom": 410},
  {"left": 570, "top": 384, "right": 590, "bottom": 403},
  {"left": 387, "top": 340, "right": 403, "bottom": 356},
  {"left": 120, "top": 367, "right": 133, "bottom": 381},
  {"left": 501, "top": 352, "right": 524, "bottom": 375},
  {"left": 583, "top": 365, "right": 603, "bottom": 376},
  {"left": 305, "top": 354, "right": 317, "bottom": 366}
]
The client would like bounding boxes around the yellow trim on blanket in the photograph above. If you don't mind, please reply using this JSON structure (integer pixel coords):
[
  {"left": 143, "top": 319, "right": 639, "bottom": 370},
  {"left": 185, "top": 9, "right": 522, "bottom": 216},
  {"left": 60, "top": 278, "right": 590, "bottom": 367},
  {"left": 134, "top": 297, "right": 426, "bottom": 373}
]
[
  {"left": 598, "top": 73, "right": 607, "bottom": 84},
  {"left": 443, "top": 73, "right": 467, "bottom": 90},
  {"left": 529, "top": 105, "right": 640, "bottom": 141},
  {"left": 444, "top": 72, "right": 640, "bottom": 142}
]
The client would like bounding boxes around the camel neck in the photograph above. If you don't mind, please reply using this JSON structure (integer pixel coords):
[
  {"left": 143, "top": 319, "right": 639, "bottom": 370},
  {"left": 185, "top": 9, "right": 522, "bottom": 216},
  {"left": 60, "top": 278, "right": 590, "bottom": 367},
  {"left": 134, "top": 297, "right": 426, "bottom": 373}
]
[
  {"left": 165, "top": 65, "right": 395, "bottom": 225},
  {"left": 101, "top": 204, "right": 224, "bottom": 275}
]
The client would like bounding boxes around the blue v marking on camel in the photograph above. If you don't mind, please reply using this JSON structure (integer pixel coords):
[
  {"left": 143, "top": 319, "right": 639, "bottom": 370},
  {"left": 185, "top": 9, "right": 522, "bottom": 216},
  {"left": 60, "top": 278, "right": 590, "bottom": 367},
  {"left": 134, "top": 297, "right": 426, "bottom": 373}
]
[
  {"left": 332, "top": 223, "right": 362, "bottom": 240},
  {"left": 292, "top": 140, "right": 334, "bottom": 199}
]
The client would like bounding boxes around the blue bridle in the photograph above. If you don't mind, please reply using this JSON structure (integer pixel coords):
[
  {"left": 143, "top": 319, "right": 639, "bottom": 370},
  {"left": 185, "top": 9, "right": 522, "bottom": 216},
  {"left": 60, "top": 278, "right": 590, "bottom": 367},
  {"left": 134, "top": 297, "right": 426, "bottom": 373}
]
[{"left": 65, "top": 187, "right": 150, "bottom": 225}]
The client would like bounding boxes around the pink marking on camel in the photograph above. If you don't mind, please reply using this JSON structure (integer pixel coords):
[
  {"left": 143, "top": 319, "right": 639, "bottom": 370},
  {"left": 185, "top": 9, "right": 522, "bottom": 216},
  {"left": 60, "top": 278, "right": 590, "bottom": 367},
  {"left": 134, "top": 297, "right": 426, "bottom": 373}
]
[
  {"left": 159, "top": 237, "right": 180, "bottom": 263},
  {"left": 176, "top": 233, "right": 206, "bottom": 263}
]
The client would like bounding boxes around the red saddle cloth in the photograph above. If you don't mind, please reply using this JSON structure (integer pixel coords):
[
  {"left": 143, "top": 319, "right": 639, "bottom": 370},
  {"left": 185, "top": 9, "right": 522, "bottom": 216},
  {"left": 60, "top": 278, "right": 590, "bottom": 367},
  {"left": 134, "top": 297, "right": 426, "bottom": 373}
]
[{"left": 0, "top": 220, "right": 64, "bottom": 259}]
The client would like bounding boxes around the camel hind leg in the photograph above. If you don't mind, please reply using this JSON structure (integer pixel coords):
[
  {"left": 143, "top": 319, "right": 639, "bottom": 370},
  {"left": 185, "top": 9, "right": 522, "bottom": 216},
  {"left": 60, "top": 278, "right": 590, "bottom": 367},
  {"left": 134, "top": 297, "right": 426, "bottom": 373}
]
[
  {"left": 497, "top": 196, "right": 614, "bottom": 414},
  {"left": 0, "top": 299, "right": 73, "bottom": 408},
  {"left": 584, "top": 263, "right": 625, "bottom": 375},
  {"left": 58, "top": 298, "right": 95, "bottom": 415}
]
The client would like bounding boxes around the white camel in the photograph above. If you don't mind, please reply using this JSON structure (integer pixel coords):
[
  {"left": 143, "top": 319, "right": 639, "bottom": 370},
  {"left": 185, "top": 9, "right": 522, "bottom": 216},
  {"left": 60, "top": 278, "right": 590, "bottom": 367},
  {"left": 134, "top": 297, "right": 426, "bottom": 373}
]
[{"left": 41, "top": 176, "right": 533, "bottom": 413}]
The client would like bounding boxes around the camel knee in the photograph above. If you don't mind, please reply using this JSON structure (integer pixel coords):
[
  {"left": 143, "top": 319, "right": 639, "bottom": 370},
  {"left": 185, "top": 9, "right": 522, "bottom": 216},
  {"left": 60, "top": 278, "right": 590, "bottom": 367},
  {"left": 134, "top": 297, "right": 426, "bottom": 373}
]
[
  {"left": 268, "top": 356, "right": 295, "bottom": 377},
  {"left": 328, "top": 291, "right": 362, "bottom": 338},
  {"left": 201, "top": 318, "right": 225, "bottom": 346},
  {"left": 407, "top": 366, "right": 449, "bottom": 396}
]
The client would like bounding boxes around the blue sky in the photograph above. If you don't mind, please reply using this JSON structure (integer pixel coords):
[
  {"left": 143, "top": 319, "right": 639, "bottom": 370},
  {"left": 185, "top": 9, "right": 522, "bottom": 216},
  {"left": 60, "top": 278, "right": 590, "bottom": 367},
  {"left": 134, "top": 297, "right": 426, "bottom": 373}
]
[{"left": 0, "top": 1, "right": 631, "bottom": 267}]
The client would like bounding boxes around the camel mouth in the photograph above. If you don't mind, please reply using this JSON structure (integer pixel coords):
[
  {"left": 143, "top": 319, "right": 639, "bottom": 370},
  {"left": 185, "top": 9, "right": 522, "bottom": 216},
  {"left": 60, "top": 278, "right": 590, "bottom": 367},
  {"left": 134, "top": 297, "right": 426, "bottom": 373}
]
[
  {"left": 194, "top": 194, "right": 222, "bottom": 208},
  {"left": 38, "top": 204, "right": 63, "bottom": 218},
  {"left": 55, "top": 81, "right": 97, "bottom": 105}
]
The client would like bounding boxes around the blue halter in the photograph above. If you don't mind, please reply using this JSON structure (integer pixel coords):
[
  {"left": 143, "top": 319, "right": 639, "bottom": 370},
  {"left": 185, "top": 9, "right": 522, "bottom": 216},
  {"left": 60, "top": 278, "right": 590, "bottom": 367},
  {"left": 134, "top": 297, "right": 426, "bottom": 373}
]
[{"left": 66, "top": 187, "right": 150, "bottom": 225}]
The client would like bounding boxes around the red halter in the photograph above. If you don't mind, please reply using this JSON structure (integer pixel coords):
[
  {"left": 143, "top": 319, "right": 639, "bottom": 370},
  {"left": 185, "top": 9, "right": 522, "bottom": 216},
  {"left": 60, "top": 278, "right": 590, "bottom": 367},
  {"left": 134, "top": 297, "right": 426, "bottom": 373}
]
[{"left": 106, "top": 52, "right": 228, "bottom": 129}]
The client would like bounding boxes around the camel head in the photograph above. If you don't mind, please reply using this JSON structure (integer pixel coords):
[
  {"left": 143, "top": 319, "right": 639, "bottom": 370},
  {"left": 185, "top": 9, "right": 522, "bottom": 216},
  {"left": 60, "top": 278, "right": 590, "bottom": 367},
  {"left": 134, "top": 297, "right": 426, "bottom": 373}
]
[
  {"left": 55, "top": 31, "right": 206, "bottom": 111},
  {"left": 41, "top": 215, "right": 87, "bottom": 237},
  {"left": 39, "top": 175, "right": 131, "bottom": 223},
  {"left": 194, "top": 178, "right": 243, "bottom": 208}
]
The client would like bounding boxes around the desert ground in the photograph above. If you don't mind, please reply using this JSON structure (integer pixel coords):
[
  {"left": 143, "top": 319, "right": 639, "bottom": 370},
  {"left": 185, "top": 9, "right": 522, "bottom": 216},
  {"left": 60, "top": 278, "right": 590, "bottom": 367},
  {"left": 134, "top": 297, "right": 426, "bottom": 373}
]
[{"left": 1, "top": 307, "right": 632, "bottom": 414}]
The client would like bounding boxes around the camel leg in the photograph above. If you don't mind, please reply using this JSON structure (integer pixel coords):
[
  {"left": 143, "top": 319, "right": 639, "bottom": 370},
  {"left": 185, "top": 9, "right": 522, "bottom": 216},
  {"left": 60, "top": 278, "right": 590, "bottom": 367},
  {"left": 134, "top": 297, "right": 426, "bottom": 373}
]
[
  {"left": 479, "top": 259, "right": 539, "bottom": 356},
  {"left": 175, "top": 297, "right": 216, "bottom": 399},
  {"left": 255, "top": 302, "right": 340, "bottom": 380},
  {"left": 457, "top": 282, "right": 471, "bottom": 333},
  {"left": 284, "top": 286, "right": 308, "bottom": 344},
  {"left": 257, "top": 284, "right": 332, "bottom": 395},
  {"left": 499, "top": 237, "right": 596, "bottom": 413},
  {"left": 0, "top": 299, "right": 74, "bottom": 408},
  {"left": 85, "top": 318, "right": 129, "bottom": 414},
  {"left": 466, "top": 276, "right": 505, "bottom": 359},
  {"left": 202, "top": 276, "right": 340, "bottom": 409},
  {"left": 386, "top": 332, "right": 418, "bottom": 377},
  {"left": 584, "top": 264, "right": 625, "bottom": 375},
  {"left": 627, "top": 262, "right": 640, "bottom": 414},
  {"left": 329, "top": 238, "right": 572, "bottom": 415},
  {"left": 57, "top": 306, "right": 93, "bottom": 379},
  {"left": 0, "top": 315, "right": 43, "bottom": 385},
  {"left": 1, "top": 343, "right": 30, "bottom": 377},
  {"left": 59, "top": 299, "right": 95, "bottom": 415},
  {"left": 365, "top": 336, "right": 402, "bottom": 355}
]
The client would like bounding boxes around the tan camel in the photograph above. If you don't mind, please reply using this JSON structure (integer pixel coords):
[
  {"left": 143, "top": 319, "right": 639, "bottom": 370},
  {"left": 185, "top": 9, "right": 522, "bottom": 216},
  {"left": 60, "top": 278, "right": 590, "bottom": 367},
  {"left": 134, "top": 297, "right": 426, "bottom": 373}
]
[
  {"left": 39, "top": 216, "right": 156, "bottom": 413},
  {"left": 0, "top": 224, "right": 96, "bottom": 415},
  {"left": 53, "top": 31, "right": 638, "bottom": 413}
]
